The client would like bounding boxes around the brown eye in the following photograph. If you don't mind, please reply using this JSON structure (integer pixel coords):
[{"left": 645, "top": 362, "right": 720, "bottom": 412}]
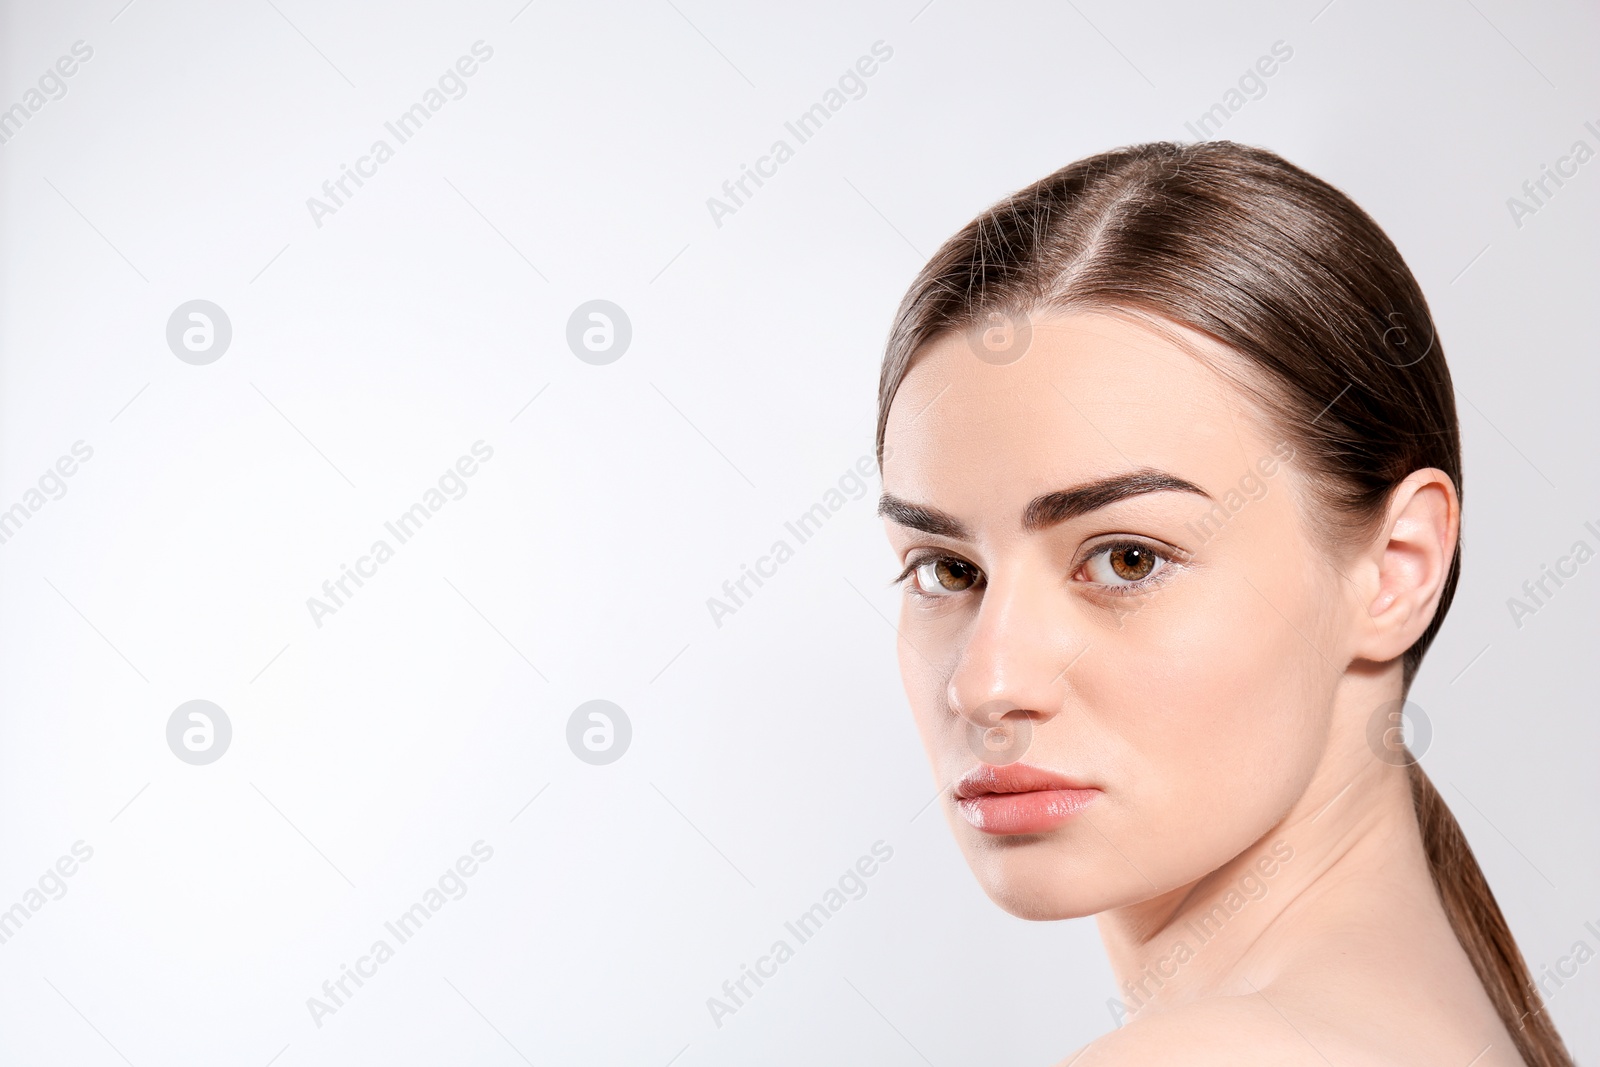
[
  {"left": 1080, "top": 542, "right": 1170, "bottom": 588},
  {"left": 910, "top": 557, "right": 979, "bottom": 595},
  {"left": 1109, "top": 545, "right": 1155, "bottom": 581}
]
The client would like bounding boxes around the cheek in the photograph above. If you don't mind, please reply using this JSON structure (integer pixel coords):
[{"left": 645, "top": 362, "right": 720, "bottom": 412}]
[
  {"left": 896, "top": 620, "right": 946, "bottom": 764},
  {"left": 1076, "top": 557, "right": 1334, "bottom": 870},
  {"left": 896, "top": 602, "right": 985, "bottom": 776}
]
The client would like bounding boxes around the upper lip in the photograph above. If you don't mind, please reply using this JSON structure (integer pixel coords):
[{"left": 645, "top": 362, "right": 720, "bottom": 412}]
[{"left": 953, "top": 763, "right": 1097, "bottom": 799}]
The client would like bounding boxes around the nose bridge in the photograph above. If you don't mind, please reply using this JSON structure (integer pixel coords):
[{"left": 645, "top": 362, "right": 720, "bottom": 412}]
[{"left": 946, "top": 559, "right": 1070, "bottom": 727}]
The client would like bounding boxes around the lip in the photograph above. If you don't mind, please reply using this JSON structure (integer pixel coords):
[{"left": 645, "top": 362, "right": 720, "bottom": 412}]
[{"left": 953, "top": 763, "right": 1101, "bottom": 835}]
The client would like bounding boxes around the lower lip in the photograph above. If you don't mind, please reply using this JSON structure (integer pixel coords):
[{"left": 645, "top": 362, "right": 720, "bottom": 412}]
[{"left": 956, "top": 788, "right": 1101, "bottom": 835}]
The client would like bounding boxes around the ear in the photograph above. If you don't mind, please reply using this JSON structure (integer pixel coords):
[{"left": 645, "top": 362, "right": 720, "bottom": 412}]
[{"left": 1349, "top": 468, "right": 1460, "bottom": 665}]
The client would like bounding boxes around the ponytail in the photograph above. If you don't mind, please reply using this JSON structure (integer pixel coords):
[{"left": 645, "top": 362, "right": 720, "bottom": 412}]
[{"left": 1407, "top": 760, "right": 1573, "bottom": 1067}]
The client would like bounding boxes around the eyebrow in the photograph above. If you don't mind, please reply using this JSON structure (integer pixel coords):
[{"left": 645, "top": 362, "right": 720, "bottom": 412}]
[{"left": 877, "top": 469, "right": 1212, "bottom": 540}]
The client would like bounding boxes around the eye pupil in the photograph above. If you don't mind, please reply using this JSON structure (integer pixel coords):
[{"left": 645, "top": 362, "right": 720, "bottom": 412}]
[
  {"left": 934, "top": 559, "right": 976, "bottom": 591},
  {"left": 1109, "top": 546, "right": 1155, "bottom": 581}
]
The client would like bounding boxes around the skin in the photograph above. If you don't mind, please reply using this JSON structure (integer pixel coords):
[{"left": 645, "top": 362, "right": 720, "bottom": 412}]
[{"left": 878, "top": 311, "right": 1522, "bottom": 1065}]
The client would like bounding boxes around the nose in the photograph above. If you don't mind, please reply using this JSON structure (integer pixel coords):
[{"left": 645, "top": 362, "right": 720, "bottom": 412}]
[{"left": 945, "top": 563, "right": 1078, "bottom": 756}]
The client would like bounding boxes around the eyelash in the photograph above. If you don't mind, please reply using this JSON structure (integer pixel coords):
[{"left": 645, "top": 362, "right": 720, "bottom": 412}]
[{"left": 891, "top": 540, "right": 1180, "bottom": 600}]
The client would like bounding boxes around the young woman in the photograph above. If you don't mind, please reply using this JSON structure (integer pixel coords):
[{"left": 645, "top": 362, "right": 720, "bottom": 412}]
[{"left": 874, "top": 141, "right": 1572, "bottom": 1065}]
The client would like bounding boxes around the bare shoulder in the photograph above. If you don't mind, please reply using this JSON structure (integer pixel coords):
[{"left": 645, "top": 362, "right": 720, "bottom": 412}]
[{"left": 1052, "top": 995, "right": 1377, "bottom": 1067}]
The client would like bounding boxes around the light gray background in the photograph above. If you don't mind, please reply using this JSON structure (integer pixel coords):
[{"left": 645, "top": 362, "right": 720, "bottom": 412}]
[{"left": 0, "top": 1, "right": 1595, "bottom": 1064}]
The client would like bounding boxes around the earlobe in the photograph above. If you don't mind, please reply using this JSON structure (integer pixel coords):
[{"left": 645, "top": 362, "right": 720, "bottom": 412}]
[{"left": 1354, "top": 469, "right": 1459, "bottom": 664}]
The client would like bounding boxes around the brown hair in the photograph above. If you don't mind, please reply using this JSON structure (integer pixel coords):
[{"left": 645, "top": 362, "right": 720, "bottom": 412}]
[{"left": 874, "top": 140, "right": 1571, "bottom": 1065}]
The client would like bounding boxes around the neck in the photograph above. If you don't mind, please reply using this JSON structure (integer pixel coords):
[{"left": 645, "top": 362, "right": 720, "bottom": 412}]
[{"left": 1095, "top": 674, "right": 1442, "bottom": 1023}]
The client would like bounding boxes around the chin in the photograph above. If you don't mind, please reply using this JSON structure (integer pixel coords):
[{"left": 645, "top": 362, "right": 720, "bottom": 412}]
[{"left": 955, "top": 825, "right": 1121, "bottom": 921}]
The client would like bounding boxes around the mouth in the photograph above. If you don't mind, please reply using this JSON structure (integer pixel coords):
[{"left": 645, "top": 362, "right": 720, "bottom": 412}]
[{"left": 952, "top": 763, "right": 1101, "bottom": 835}]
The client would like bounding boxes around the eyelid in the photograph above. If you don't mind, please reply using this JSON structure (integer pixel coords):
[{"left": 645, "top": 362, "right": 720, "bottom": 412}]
[
  {"left": 1073, "top": 536, "right": 1185, "bottom": 592},
  {"left": 889, "top": 550, "right": 960, "bottom": 585},
  {"left": 891, "top": 536, "right": 1187, "bottom": 596},
  {"left": 891, "top": 551, "right": 982, "bottom": 595},
  {"left": 1074, "top": 533, "right": 1188, "bottom": 567}
]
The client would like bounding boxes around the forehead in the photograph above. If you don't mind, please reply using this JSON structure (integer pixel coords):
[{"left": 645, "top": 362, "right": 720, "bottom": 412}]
[{"left": 881, "top": 311, "right": 1272, "bottom": 508}]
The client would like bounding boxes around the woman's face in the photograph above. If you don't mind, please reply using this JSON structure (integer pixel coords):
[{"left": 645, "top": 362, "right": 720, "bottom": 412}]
[{"left": 879, "top": 311, "right": 1354, "bottom": 919}]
